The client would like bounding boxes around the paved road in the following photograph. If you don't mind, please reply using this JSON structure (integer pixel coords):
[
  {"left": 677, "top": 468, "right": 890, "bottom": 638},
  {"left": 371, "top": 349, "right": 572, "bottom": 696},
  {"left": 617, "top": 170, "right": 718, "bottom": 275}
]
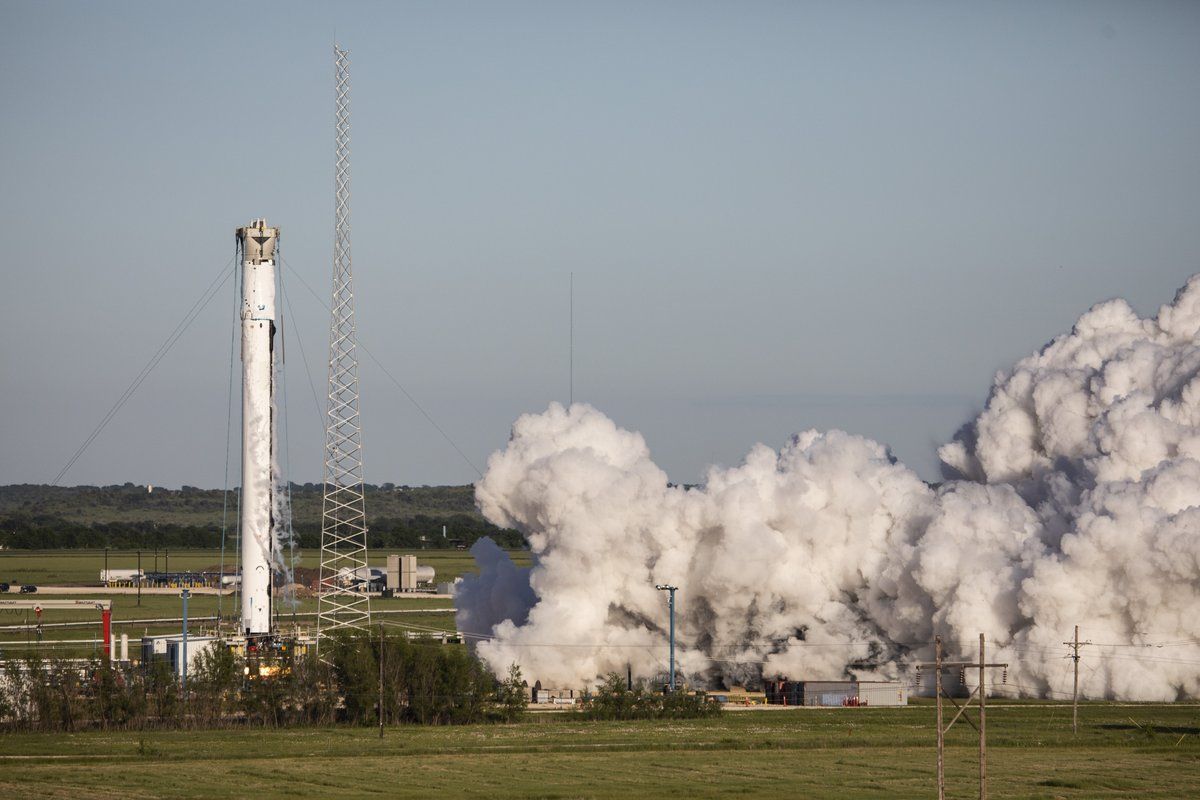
[{"left": 8, "top": 586, "right": 453, "bottom": 599}]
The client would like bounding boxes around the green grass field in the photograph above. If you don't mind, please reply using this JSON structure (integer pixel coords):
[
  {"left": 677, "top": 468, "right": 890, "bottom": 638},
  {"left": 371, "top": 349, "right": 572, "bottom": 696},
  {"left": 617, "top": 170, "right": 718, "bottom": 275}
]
[
  {"left": 0, "top": 704, "right": 1196, "bottom": 798},
  {"left": 0, "top": 548, "right": 529, "bottom": 587},
  {"left": 0, "top": 592, "right": 459, "bottom": 657},
  {"left": 0, "top": 548, "right": 519, "bottom": 656}
]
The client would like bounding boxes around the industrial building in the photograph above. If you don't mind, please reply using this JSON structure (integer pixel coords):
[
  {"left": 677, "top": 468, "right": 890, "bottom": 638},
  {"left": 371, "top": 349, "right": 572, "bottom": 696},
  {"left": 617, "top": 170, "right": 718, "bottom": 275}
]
[
  {"left": 763, "top": 679, "right": 908, "bottom": 707},
  {"left": 530, "top": 682, "right": 578, "bottom": 705},
  {"left": 385, "top": 554, "right": 435, "bottom": 594}
]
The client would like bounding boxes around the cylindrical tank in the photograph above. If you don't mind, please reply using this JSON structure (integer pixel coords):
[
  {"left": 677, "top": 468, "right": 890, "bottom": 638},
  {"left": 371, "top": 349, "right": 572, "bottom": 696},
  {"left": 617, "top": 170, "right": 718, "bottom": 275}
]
[{"left": 236, "top": 219, "right": 279, "bottom": 636}]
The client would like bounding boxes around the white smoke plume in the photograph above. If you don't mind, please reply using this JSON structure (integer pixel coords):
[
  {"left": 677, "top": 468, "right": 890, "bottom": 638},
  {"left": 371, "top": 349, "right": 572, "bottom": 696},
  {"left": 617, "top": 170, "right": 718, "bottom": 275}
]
[
  {"left": 270, "top": 450, "right": 298, "bottom": 601},
  {"left": 270, "top": 354, "right": 299, "bottom": 605},
  {"left": 457, "top": 277, "right": 1200, "bottom": 700}
]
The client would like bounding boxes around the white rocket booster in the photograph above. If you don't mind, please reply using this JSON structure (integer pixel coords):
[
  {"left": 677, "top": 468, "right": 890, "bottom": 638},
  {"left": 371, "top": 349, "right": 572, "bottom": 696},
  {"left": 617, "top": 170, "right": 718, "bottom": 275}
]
[{"left": 236, "top": 219, "right": 278, "bottom": 636}]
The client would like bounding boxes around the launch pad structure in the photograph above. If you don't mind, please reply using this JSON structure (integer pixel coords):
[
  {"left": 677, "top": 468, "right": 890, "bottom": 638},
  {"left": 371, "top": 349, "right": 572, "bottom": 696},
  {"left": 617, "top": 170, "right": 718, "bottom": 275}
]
[
  {"left": 213, "top": 45, "right": 371, "bottom": 669},
  {"left": 316, "top": 43, "right": 372, "bottom": 646}
]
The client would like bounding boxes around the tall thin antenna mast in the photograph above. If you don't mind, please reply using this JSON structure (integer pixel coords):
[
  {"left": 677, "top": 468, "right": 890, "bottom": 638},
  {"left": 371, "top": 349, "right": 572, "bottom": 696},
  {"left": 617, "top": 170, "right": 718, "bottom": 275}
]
[
  {"left": 317, "top": 43, "right": 371, "bottom": 646},
  {"left": 569, "top": 272, "right": 574, "bottom": 406}
]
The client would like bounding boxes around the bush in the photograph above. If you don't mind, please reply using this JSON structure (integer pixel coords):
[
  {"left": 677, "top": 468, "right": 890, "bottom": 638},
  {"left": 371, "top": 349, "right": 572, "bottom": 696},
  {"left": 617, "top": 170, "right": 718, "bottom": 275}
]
[
  {"left": 577, "top": 673, "right": 720, "bottom": 721},
  {"left": 0, "top": 632, "right": 527, "bottom": 732}
]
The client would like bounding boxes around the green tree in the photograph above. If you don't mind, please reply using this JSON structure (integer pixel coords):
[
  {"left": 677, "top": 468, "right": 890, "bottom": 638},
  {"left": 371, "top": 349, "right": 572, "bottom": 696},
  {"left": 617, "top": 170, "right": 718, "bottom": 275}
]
[{"left": 495, "top": 663, "right": 527, "bottom": 723}]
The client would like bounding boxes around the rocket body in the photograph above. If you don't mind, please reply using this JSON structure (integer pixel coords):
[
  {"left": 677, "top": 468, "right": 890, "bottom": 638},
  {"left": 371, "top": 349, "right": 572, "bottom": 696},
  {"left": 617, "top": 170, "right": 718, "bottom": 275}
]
[{"left": 236, "top": 220, "right": 279, "bottom": 636}]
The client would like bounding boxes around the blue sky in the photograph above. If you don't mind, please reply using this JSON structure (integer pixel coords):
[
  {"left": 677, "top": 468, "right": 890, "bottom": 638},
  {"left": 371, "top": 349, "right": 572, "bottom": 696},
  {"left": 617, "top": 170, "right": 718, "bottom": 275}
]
[{"left": 2, "top": 1, "right": 1198, "bottom": 487}]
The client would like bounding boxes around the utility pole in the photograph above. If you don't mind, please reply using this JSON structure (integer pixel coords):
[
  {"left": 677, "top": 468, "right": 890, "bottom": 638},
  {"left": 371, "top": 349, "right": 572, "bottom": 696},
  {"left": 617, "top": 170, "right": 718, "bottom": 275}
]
[
  {"left": 979, "top": 633, "right": 987, "bottom": 800},
  {"left": 104, "top": 547, "right": 109, "bottom": 586},
  {"left": 935, "top": 635, "right": 944, "bottom": 800},
  {"left": 180, "top": 589, "right": 191, "bottom": 700},
  {"left": 915, "top": 633, "right": 1008, "bottom": 800},
  {"left": 137, "top": 549, "right": 141, "bottom": 606},
  {"left": 378, "top": 624, "right": 385, "bottom": 739},
  {"left": 655, "top": 584, "right": 678, "bottom": 691},
  {"left": 1064, "top": 625, "right": 1091, "bottom": 735}
]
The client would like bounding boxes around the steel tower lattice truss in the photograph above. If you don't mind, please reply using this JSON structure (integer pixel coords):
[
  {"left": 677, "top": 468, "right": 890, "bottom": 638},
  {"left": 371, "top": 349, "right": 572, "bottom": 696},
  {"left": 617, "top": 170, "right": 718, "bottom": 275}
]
[{"left": 317, "top": 44, "right": 371, "bottom": 644}]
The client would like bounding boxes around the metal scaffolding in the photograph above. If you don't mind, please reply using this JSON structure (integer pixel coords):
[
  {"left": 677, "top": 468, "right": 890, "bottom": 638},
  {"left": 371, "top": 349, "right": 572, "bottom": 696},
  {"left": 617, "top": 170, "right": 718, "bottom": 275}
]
[{"left": 317, "top": 43, "right": 371, "bottom": 647}]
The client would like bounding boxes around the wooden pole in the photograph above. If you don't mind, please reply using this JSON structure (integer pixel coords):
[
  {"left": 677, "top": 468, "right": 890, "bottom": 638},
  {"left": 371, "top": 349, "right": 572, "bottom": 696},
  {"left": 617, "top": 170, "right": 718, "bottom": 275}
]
[
  {"left": 1072, "top": 625, "right": 1079, "bottom": 736},
  {"left": 378, "top": 624, "right": 385, "bottom": 739},
  {"left": 916, "top": 642, "right": 1007, "bottom": 800},
  {"left": 180, "top": 589, "right": 190, "bottom": 700},
  {"left": 936, "top": 634, "right": 945, "bottom": 800},
  {"left": 979, "top": 632, "right": 987, "bottom": 800}
]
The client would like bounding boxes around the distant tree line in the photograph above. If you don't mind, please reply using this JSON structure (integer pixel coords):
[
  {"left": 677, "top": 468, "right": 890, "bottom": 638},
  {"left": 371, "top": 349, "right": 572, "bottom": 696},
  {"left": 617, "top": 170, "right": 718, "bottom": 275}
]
[
  {"left": 0, "top": 631, "right": 526, "bottom": 732},
  {"left": 0, "top": 513, "right": 524, "bottom": 550},
  {"left": 0, "top": 515, "right": 222, "bottom": 549},
  {"left": 295, "top": 514, "right": 525, "bottom": 550},
  {"left": 0, "top": 483, "right": 486, "bottom": 519}
]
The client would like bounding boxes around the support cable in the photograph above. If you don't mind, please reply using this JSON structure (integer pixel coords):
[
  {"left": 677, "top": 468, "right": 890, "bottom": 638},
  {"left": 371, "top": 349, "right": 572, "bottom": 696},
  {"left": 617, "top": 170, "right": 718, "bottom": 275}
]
[
  {"left": 51, "top": 255, "right": 237, "bottom": 485},
  {"left": 218, "top": 239, "right": 241, "bottom": 627},
  {"left": 233, "top": 485, "right": 241, "bottom": 623},
  {"left": 280, "top": 273, "right": 326, "bottom": 436},
  {"left": 281, "top": 255, "right": 483, "bottom": 478}
]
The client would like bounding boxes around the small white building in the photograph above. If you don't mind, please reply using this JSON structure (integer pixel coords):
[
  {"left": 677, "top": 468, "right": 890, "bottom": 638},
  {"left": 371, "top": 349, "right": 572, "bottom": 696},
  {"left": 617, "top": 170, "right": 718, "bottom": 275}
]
[{"left": 141, "top": 634, "right": 219, "bottom": 680}]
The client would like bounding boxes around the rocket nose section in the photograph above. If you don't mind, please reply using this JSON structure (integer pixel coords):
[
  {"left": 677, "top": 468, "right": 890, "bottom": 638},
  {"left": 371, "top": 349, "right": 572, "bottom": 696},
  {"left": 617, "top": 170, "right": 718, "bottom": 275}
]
[{"left": 236, "top": 219, "right": 279, "bottom": 263}]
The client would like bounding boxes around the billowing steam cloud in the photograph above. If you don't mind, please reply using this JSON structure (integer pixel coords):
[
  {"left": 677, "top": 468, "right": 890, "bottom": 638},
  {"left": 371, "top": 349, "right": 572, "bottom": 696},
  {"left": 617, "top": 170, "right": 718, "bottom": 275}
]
[
  {"left": 271, "top": 352, "right": 298, "bottom": 602},
  {"left": 457, "top": 277, "right": 1200, "bottom": 700}
]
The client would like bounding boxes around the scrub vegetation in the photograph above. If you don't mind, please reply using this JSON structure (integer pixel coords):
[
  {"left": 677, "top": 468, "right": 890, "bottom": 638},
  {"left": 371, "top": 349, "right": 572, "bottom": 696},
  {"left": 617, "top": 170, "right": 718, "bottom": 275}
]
[
  {"left": 578, "top": 673, "right": 720, "bottom": 721},
  {"left": 0, "top": 631, "right": 526, "bottom": 732}
]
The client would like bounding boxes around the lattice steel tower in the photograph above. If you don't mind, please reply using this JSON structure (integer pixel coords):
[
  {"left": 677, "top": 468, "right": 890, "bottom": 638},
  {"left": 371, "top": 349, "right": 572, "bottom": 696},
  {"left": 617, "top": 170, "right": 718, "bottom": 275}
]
[{"left": 317, "top": 43, "right": 371, "bottom": 645}]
